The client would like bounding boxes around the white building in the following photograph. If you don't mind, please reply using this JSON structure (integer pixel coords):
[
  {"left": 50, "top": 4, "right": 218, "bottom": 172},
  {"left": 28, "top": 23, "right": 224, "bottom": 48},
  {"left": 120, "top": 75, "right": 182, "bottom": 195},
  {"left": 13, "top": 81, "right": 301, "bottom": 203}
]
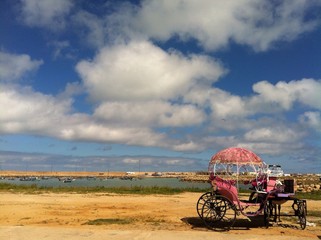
[{"left": 268, "top": 164, "right": 284, "bottom": 177}]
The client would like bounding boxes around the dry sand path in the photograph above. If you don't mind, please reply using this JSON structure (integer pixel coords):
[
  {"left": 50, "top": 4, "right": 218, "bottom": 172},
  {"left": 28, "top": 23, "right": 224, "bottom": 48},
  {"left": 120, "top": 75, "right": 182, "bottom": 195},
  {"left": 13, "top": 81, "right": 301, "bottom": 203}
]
[
  {"left": 0, "top": 226, "right": 318, "bottom": 240},
  {"left": 0, "top": 192, "right": 320, "bottom": 239}
]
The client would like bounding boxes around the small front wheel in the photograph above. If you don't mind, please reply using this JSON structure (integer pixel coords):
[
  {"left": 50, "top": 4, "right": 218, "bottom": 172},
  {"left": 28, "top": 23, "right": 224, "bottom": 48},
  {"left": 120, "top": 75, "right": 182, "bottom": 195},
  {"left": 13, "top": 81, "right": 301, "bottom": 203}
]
[{"left": 298, "top": 201, "right": 307, "bottom": 230}]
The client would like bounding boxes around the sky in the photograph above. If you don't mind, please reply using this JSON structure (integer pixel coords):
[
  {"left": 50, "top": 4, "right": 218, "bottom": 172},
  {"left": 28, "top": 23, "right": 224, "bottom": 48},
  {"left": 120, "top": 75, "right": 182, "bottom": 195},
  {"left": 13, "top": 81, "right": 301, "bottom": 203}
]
[{"left": 0, "top": 0, "right": 321, "bottom": 174}]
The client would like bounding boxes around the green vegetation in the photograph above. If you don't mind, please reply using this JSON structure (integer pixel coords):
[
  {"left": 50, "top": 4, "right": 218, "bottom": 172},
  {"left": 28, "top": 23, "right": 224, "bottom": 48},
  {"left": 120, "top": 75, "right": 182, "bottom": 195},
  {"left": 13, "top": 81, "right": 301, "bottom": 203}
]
[
  {"left": 84, "top": 218, "right": 134, "bottom": 225},
  {"left": 0, "top": 182, "right": 208, "bottom": 195},
  {"left": 295, "top": 191, "right": 321, "bottom": 200},
  {"left": 0, "top": 182, "right": 320, "bottom": 199},
  {"left": 84, "top": 217, "right": 166, "bottom": 226},
  {"left": 308, "top": 210, "right": 321, "bottom": 218}
]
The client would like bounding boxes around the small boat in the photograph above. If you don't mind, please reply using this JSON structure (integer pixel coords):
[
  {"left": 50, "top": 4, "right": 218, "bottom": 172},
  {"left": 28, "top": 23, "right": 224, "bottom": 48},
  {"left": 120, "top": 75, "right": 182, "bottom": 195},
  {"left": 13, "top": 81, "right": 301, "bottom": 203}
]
[{"left": 61, "top": 177, "right": 75, "bottom": 183}]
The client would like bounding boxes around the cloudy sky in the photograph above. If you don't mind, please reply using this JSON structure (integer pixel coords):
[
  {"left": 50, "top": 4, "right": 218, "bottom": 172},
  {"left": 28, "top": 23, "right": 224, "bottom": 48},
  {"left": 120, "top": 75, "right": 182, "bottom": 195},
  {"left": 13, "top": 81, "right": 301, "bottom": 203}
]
[{"left": 0, "top": 0, "right": 321, "bottom": 173}]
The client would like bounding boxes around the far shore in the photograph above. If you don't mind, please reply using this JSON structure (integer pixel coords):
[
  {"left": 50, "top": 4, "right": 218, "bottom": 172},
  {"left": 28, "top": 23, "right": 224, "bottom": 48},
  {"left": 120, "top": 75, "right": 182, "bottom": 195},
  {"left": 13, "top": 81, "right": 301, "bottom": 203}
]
[
  {"left": 1, "top": 170, "right": 321, "bottom": 186},
  {"left": 0, "top": 170, "right": 201, "bottom": 178}
]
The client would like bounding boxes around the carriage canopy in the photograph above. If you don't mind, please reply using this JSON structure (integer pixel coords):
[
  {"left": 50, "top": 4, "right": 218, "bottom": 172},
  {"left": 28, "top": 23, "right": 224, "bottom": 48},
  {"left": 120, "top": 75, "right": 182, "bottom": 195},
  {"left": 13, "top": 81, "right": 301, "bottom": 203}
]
[{"left": 208, "top": 147, "right": 265, "bottom": 177}]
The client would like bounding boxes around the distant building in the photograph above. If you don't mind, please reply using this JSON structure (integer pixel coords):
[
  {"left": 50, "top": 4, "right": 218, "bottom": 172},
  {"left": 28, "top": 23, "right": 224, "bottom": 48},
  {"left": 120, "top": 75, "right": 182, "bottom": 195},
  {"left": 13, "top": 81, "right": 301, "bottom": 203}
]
[{"left": 267, "top": 164, "right": 284, "bottom": 177}]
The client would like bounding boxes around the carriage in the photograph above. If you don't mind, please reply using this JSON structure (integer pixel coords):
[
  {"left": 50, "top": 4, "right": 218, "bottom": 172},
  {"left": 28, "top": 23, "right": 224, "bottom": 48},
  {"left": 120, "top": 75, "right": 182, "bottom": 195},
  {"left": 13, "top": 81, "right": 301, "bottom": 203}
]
[{"left": 197, "top": 147, "right": 307, "bottom": 231}]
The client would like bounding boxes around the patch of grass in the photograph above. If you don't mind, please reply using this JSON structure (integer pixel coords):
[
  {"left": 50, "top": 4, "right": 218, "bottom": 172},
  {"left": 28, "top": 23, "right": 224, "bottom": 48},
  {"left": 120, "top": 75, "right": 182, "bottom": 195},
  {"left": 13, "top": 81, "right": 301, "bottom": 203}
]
[
  {"left": 0, "top": 182, "right": 207, "bottom": 195},
  {"left": 308, "top": 210, "right": 321, "bottom": 218},
  {"left": 295, "top": 191, "right": 321, "bottom": 200},
  {"left": 145, "top": 218, "right": 166, "bottom": 226},
  {"left": 84, "top": 218, "right": 133, "bottom": 225}
]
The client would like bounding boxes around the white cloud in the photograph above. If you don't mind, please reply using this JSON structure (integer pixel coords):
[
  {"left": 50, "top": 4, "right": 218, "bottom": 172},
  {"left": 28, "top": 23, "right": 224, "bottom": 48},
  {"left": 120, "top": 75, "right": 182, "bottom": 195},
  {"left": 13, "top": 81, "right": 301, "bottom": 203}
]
[
  {"left": 94, "top": 101, "right": 205, "bottom": 127},
  {"left": 57, "top": 81, "right": 84, "bottom": 99},
  {"left": 185, "top": 78, "right": 321, "bottom": 124},
  {"left": 0, "top": 51, "right": 43, "bottom": 81},
  {"left": 184, "top": 86, "right": 251, "bottom": 122},
  {"left": 244, "top": 127, "right": 303, "bottom": 143},
  {"left": 0, "top": 84, "right": 72, "bottom": 135},
  {"left": 235, "top": 142, "right": 305, "bottom": 156},
  {"left": 172, "top": 141, "right": 203, "bottom": 152},
  {"left": 19, "top": 0, "right": 73, "bottom": 29},
  {"left": 72, "top": 10, "right": 106, "bottom": 48},
  {"left": 109, "top": 0, "right": 320, "bottom": 51},
  {"left": 253, "top": 79, "right": 321, "bottom": 110},
  {"left": 299, "top": 111, "right": 321, "bottom": 132},
  {"left": 63, "top": 122, "right": 166, "bottom": 147},
  {"left": 0, "top": 84, "right": 168, "bottom": 149},
  {"left": 76, "top": 40, "right": 225, "bottom": 102}
]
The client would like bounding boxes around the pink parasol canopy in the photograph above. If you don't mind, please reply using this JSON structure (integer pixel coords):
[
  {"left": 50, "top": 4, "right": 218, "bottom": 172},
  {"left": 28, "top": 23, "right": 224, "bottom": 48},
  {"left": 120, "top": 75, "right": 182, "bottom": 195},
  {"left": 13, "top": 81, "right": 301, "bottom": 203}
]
[{"left": 209, "top": 147, "right": 263, "bottom": 166}]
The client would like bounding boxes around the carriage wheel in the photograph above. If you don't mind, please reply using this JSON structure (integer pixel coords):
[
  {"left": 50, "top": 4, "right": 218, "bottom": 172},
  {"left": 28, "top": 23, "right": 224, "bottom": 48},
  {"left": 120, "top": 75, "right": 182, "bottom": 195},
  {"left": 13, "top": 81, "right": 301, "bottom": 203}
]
[
  {"left": 298, "top": 201, "right": 307, "bottom": 230},
  {"left": 196, "top": 191, "right": 215, "bottom": 218},
  {"left": 201, "top": 195, "right": 236, "bottom": 231}
]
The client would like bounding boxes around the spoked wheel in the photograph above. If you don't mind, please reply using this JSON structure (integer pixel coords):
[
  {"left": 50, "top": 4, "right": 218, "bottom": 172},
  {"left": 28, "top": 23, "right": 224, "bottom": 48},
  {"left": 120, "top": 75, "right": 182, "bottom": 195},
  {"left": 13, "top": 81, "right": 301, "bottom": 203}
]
[
  {"left": 196, "top": 191, "right": 215, "bottom": 218},
  {"left": 298, "top": 200, "right": 307, "bottom": 230},
  {"left": 201, "top": 195, "right": 236, "bottom": 231}
]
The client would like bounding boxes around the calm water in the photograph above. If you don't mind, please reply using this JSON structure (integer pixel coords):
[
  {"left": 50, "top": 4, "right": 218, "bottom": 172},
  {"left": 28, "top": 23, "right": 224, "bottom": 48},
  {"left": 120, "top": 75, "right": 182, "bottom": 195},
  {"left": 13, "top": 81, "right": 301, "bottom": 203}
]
[{"left": 0, "top": 177, "right": 211, "bottom": 190}]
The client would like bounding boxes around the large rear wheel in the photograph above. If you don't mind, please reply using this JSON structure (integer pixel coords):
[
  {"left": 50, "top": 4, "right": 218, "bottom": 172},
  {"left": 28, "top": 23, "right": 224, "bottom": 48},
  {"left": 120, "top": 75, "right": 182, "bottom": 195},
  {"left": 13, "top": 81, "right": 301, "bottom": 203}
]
[
  {"left": 201, "top": 195, "right": 236, "bottom": 231},
  {"left": 196, "top": 191, "right": 215, "bottom": 218}
]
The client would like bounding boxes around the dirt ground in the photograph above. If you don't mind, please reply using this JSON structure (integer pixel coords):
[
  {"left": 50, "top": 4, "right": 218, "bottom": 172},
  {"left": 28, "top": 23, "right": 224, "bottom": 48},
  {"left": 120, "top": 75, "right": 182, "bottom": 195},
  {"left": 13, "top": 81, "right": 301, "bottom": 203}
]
[{"left": 0, "top": 192, "right": 320, "bottom": 239}]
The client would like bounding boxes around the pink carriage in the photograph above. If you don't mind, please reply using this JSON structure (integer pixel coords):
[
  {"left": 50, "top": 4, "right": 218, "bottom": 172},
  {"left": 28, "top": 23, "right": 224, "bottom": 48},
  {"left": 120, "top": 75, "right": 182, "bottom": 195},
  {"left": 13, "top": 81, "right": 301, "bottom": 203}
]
[{"left": 197, "top": 147, "right": 307, "bottom": 231}]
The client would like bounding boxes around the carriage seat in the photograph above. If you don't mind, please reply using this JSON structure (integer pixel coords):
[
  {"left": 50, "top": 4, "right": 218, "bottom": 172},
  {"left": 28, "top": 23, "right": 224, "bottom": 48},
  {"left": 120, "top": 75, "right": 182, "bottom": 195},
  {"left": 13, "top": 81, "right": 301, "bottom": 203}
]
[
  {"left": 209, "top": 174, "right": 265, "bottom": 207},
  {"left": 266, "top": 176, "right": 277, "bottom": 192},
  {"left": 209, "top": 175, "right": 238, "bottom": 204}
]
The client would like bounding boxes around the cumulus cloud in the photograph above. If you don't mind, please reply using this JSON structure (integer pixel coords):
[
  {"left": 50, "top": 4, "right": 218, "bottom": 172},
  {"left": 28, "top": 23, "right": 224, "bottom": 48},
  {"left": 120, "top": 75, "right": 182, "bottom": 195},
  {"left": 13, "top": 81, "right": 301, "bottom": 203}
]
[
  {"left": 0, "top": 84, "right": 168, "bottom": 149},
  {"left": 299, "top": 111, "right": 321, "bottom": 132},
  {"left": 244, "top": 127, "right": 304, "bottom": 143},
  {"left": 253, "top": 79, "right": 321, "bottom": 110},
  {"left": 0, "top": 84, "right": 72, "bottom": 135},
  {"left": 19, "top": 0, "right": 73, "bottom": 29},
  {"left": 72, "top": 10, "right": 106, "bottom": 48},
  {"left": 94, "top": 101, "right": 206, "bottom": 127},
  {"left": 0, "top": 51, "right": 43, "bottom": 81},
  {"left": 2, "top": 1, "right": 320, "bottom": 158},
  {"left": 76, "top": 40, "right": 225, "bottom": 102},
  {"left": 185, "top": 78, "right": 321, "bottom": 123},
  {"left": 108, "top": 0, "right": 320, "bottom": 51}
]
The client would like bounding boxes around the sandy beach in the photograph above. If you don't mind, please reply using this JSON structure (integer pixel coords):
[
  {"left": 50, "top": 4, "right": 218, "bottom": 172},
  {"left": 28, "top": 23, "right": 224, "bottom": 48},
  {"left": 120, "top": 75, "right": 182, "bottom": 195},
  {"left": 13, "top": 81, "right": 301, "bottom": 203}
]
[{"left": 0, "top": 192, "right": 320, "bottom": 240}]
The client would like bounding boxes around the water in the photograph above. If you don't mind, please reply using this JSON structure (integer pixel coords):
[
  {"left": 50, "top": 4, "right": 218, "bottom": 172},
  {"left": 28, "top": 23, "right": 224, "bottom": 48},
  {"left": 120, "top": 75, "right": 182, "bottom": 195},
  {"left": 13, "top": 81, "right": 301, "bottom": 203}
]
[{"left": 0, "top": 177, "right": 211, "bottom": 190}]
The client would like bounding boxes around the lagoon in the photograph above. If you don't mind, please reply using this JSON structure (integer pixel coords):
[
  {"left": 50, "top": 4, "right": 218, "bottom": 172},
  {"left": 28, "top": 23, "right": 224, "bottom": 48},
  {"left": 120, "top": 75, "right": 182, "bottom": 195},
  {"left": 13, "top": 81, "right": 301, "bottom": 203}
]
[{"left": 0, "top": 177, "right": 211, "bottom": 190}]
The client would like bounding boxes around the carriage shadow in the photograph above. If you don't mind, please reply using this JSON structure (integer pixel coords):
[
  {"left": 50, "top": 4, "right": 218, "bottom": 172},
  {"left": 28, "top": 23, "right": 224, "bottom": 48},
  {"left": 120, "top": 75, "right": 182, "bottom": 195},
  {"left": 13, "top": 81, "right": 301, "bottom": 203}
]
[{"left": 181, "top": 216, "right": 300, "bottom": 231}]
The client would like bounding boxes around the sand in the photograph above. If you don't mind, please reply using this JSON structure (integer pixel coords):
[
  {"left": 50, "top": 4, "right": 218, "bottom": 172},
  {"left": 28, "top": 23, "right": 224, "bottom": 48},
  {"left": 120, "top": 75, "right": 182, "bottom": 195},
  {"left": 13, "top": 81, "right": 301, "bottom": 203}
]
[{"left": 0, "top": 192, "right": 320, "bottom": 239}]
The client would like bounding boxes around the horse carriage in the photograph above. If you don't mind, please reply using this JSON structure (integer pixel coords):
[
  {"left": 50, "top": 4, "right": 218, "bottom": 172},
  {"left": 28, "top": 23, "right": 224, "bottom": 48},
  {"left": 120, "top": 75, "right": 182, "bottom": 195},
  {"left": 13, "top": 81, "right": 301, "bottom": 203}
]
[{"left": 197, "top": 147, "right": 307, "bottom": 231}]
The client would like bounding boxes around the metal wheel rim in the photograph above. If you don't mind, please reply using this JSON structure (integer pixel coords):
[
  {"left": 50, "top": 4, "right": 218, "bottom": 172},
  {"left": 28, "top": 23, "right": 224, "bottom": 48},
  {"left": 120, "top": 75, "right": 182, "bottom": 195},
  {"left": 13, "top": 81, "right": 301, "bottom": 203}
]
[
  {"left": 298, "top": 204, "right": 307, "bottom": 230},
  {"left": 196, "top": 192, "right": 214, "bottom": 218}
]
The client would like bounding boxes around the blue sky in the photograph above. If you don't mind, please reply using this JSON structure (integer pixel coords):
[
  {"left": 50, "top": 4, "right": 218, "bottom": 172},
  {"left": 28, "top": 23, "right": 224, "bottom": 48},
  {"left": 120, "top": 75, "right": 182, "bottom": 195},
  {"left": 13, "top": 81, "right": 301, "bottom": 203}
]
[{"left": 0, "top": 0, "right": 321, "bottom": 173}]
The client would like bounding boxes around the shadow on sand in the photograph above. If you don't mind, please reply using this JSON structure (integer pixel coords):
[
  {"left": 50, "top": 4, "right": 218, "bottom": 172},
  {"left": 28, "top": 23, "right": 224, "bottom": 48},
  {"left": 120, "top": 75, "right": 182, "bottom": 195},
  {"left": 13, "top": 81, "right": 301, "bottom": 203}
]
[{"left": 181, "top": 216, "right": 302, "bottom": 232}]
